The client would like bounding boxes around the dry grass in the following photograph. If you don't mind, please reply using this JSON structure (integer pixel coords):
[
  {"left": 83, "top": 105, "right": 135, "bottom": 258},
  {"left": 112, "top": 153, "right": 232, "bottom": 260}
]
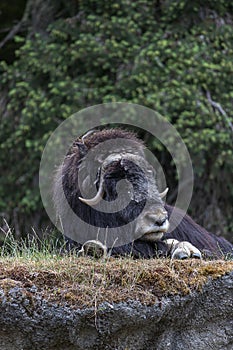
[{"left": 0, "top": 256, "right": 232, "bottom": 309}]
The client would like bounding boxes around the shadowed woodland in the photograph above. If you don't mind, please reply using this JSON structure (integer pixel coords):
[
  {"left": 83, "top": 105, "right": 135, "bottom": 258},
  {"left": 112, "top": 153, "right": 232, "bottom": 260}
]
[{"left": 0, "top": 0, "right": 232, "bottom": 243}]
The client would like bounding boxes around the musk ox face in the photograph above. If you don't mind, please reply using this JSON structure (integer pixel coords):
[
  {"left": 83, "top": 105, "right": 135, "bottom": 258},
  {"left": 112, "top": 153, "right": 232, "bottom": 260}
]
[
  {"left": 53, "top": 128, "right": 169, "bottom": 246},
  {"left": 79, "top": 151, "right": 169, "bottom": 241}
]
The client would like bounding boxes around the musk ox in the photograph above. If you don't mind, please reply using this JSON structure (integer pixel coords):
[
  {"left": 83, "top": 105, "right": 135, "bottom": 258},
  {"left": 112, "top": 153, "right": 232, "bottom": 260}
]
[{"left": 53, "top": 128, "right": 233, "bottom": 259}]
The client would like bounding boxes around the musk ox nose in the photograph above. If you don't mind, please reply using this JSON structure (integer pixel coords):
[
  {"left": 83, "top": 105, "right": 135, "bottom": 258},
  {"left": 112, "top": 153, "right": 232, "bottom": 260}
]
[
  {"left": 136, "top": 208, "right": 169, "bottom": 240},
  {"left": 145, "top": 211, "right": 168, "bottom": 228},
  {"left": 155, "top": 218, "right": 167, "bottom": 227},
  {"left": 138, "top": 208, "right": 169, "bottom": 242}
]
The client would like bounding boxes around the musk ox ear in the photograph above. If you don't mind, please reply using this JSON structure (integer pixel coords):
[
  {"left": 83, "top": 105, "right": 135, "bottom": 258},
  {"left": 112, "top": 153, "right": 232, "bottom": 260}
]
[{"left": 159, "top": 187, "right": 169, "bottom": 199}]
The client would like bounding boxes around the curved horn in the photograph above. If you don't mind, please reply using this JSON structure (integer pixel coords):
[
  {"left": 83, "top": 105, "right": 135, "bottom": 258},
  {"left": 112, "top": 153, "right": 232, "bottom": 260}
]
[
  {"left": 159, "top": 187, "right": 169, "bottom": 199},
  {"left": 79, "top": 182, "right": 104, "bottom": 206},
  {"left": 78, "top": 154, "right": 121, "bottom": 206}
]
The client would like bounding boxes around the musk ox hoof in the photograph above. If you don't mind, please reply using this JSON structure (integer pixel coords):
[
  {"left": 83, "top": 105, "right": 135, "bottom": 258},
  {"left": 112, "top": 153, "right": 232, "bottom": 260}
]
[
  {"left": 77, "top": 240, "right": 108, "bottom": 259},
  {"left": 164, "top": 239, "right": 202, "bottom": 260}
]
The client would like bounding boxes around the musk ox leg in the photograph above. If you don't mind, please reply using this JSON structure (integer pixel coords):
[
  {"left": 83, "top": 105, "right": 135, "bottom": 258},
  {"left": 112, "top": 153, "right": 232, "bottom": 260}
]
[
  {"left": 77, "top": 240, "right": 108, "bottom": 259},
  {"left": 164, "top": 239, "right": 202, "bottom": 260}
]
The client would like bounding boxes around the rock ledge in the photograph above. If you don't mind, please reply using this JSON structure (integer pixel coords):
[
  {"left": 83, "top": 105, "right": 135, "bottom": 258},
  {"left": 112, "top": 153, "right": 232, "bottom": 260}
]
[{"left": 0, "top": 272, "right": 232, "bottom": 350}]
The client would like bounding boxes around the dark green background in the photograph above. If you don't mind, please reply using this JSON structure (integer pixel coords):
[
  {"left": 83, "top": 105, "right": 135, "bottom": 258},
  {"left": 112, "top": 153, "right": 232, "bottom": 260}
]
[{"left": 0, "top": 0, "right": 232, "bottom": 242}]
